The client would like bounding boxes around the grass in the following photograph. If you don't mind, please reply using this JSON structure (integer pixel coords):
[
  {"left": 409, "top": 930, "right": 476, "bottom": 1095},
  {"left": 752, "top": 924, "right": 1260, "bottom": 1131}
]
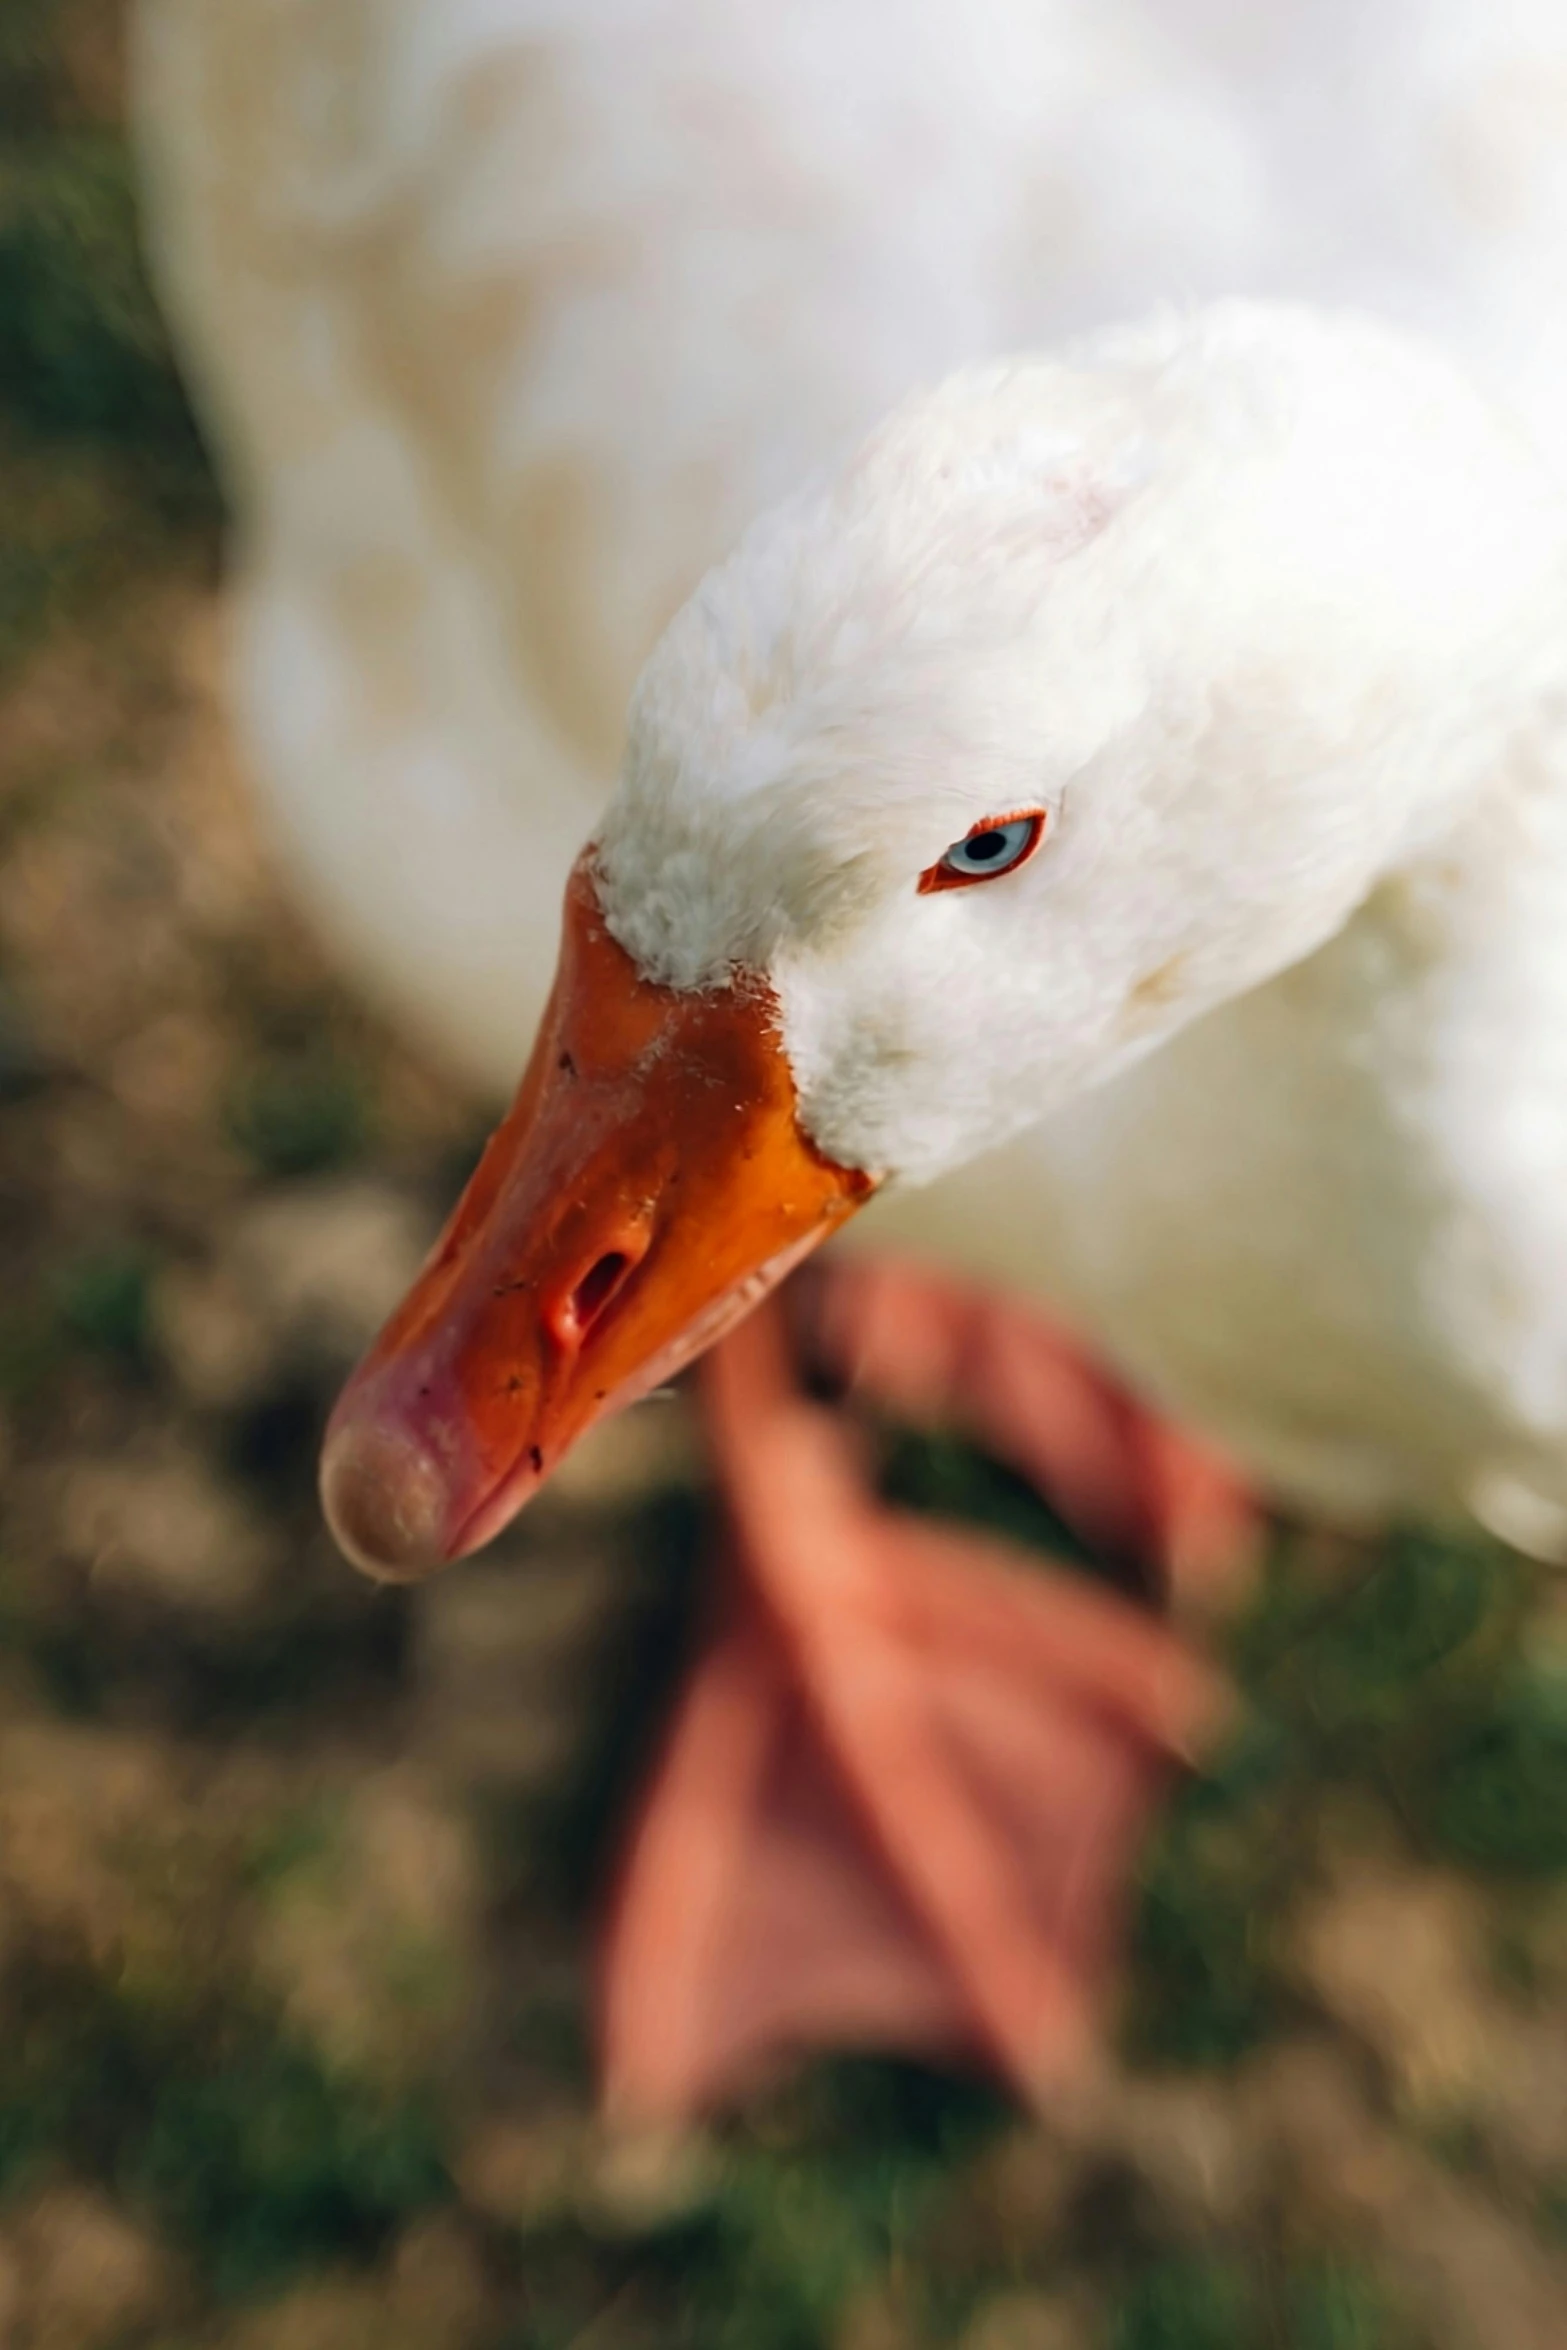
[
  {"left": 1418, "top": 1669, "right": 1567, "bottom": 1876},
  {"left": 1125, "top": 1523, "right": 1550, "bottom": 2066},
  {"left": 0, "top": 133, "right": 200, "bottom": 456},
  {"left": 0, "top": 0, "right": 218, "bottom": 674},
  {"left": 225, "top": 1043, "right": 375, "bottom": 1180},
  {"left": 478, "top": 2060, "right": 1009, "bottom": 2350},
  {"left": 52, "top": 1236, "right": 155, "bottom": 1361},
  {"left": 1103, "top": 2253, "right": 1409, "bottom": 2350},
  {"left": 0, "top": 1952, "right": 450, "bottom": 2302}
]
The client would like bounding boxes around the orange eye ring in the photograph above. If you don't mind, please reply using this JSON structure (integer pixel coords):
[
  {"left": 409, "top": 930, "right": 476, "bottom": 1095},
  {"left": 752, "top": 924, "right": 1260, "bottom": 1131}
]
[{"left": 917, "top": 809, "right": 1047, "bottom": 895}]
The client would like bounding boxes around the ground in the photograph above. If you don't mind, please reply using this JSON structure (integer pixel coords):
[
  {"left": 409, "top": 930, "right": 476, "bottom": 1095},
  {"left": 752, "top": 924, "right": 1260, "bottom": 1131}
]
[{"left": 4, "top": 7, "right": 1567, "bottom": 2347}]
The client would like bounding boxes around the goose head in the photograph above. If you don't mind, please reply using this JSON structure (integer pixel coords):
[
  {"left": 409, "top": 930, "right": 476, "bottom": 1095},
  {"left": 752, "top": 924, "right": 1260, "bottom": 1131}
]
[{"left": 321, "top": 301, "right": 1566, "bottom": 1578}]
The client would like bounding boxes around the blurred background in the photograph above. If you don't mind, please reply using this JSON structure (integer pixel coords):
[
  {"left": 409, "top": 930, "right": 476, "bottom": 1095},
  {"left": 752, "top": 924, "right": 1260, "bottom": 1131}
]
[{"left": 3, "top": 4, "right": 1567, "bottom": 2347}]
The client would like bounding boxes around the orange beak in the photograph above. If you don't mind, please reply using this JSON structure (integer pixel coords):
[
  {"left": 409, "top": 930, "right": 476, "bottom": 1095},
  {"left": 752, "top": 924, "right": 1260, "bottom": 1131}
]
[{"left": 320, "top": 855, "right": 877, "bottom": 1580}]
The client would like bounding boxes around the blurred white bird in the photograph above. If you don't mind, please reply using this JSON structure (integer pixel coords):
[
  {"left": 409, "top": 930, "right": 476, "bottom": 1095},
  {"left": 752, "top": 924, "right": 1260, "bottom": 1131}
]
[
  {"left": 314, "top": 297, "right": 1567, "bottom": 2113},
  {"left": 132, "top": 1, "right": 1567, "bottom": 2118}
]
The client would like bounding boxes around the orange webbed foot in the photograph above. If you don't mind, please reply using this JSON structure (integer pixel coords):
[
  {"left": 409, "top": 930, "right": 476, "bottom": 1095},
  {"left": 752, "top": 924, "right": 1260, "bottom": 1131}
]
[
  {"left": 598, "top": 1263, "right": 1253, "bottom": 2127},
  {"left": 798, "top": 1254, "right": 1260, "bottom": 1610}
]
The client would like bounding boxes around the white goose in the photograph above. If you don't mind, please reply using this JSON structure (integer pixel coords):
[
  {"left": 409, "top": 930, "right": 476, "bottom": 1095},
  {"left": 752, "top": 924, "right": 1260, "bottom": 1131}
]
[
  {"left": 328, "top": 302, "right": 1567, "bottom": 2117},
  {"left": 133, "top": 3, "right": 1567, "bottom": 2118}
]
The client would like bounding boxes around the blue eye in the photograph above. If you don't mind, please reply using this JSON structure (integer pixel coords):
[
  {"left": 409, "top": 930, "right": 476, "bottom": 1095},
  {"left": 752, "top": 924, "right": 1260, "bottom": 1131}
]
[{"left": 919, "top": 811, "right": 1046, "bottom": 895}]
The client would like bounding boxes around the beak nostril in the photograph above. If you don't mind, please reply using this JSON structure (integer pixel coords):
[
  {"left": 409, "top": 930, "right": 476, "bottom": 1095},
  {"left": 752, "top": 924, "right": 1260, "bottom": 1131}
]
[{"left": 569, "top": 1248, "right": 633, "bottom": 1333}]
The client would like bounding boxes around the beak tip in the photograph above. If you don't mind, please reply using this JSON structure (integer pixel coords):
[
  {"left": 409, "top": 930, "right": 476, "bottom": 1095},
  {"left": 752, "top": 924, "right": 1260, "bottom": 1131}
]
[{"left": 319, "top": 1415, "right": 454, "bottom": 1585}]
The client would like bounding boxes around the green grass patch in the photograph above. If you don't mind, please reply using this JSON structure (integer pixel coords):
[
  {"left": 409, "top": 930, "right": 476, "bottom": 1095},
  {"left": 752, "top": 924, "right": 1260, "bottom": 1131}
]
[
  {"left": 0, "top": 14, "right": 219, "bottom": 674},
  {"left": 1416, "top": 1668, "right": 1567, "bottom": 1876},
  {"left": 501, "top": 2059, "right": 1008, "bottom": 2350},
  {"left": 52, "top": 1236, "right": 155, "bottom": 1362},
  {"left": 1280, "top": 2256, "right": 1415, "bottom": 2350},
  {"left": 1103, "top": 2252, "right": 1415, "bottom": 2350},
  {"left": 1127, "top": 1523, "right": 1546, "bottom": 2067},
  {"left": 0, "top": 1953, "right": 450, "bottom": 2301},
  {"left": 0, "top": 134, "right": 202, "bottom": 460},
  {"left": 1109, "top": 2254, "right": 1259, "bottom": 2350},
  {"left": 1125, "top": 1748, "right": 1298, "bottom": 2067},
  {"left": 225, "top": 1045, "right": 373, "bottom": 1178}
]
